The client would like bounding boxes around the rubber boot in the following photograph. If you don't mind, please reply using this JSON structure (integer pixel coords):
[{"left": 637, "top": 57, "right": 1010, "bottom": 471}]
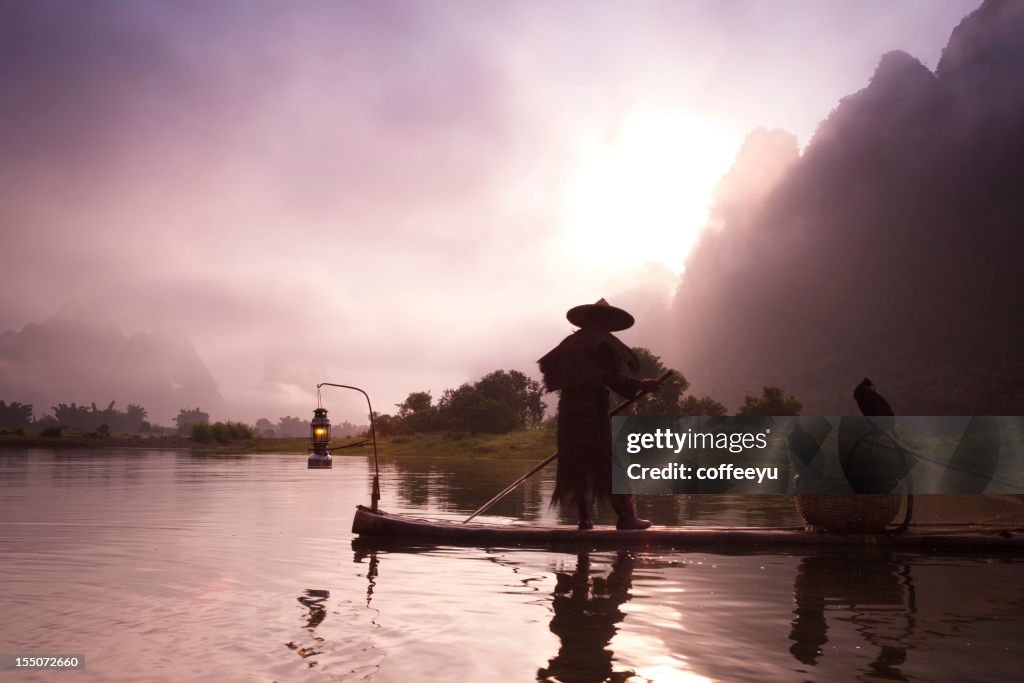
[
  {"left": 611, "top": 494, "right": 651, "bottom": 530},
  {"left": 577, "top": 501, "right": 594, "bottom": 531}
]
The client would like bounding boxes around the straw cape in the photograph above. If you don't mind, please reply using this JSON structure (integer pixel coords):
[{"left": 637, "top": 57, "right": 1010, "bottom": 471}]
[{"left": 539, "top": 299, "right": 641, "bottom": 512}]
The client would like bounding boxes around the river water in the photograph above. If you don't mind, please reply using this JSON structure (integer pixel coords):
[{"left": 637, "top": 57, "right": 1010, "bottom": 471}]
[{"left": 1, "top": 449, "right": 1021, "bottom": 682}]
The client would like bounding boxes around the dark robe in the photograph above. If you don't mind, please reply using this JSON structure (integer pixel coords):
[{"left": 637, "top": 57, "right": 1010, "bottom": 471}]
[{"left": 538, "top": 328, "right": 641, "bottom": 508}]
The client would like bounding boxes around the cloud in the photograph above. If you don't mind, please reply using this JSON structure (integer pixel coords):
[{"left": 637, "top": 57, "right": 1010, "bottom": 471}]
[{"left": 0, "top": 1, "right": 981, "bottom": 422}]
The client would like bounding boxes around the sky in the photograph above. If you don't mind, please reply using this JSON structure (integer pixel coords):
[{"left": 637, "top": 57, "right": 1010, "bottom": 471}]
[{"left": 0, "top": 0, "right": 981, "bottom": 423}]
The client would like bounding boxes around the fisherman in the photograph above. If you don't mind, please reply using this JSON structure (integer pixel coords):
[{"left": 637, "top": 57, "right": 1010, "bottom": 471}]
[{"left": 538, "top": 299, "right": 662, "bottom": 530}]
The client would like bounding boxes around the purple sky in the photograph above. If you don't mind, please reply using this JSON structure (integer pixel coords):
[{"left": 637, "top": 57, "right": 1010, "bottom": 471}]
[{"left": 0, "top": 1, "right": 980, "bottom": 422}]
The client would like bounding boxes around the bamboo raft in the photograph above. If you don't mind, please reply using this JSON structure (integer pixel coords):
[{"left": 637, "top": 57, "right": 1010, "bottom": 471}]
[{"left": 351, "top": 505, "right": 1024, "bottom": 551}]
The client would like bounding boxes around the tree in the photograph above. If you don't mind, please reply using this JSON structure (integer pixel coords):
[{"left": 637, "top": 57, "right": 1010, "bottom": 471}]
[
  {"left": 619, "top": 348, "right": 690, "bottom": 415},
  {"left": 335, "top": 420, "right": 362, "bottom": 438},
  {"left": 397, "top": 392, "right": 433, "bottom": 417},
  {"left": 610, "top": 348, "right": 727, "bottom": 418},
  {"left": 123, "top": 404, "right": 148, "bottom": 433},
  {"left": 474, "top": 370, "right": 546, "bottom": 429},
  {"left": 437, "top": 384, "right": 468, "bottom": 409},
  {"left": 365, "top": 370, "right": 549, "bottom": 436},
  {"left": 370, "top": 412, "right": 398, "bottom": 437},
  {"left": 679, "top": 395, "right": 728, "bottom": 416},
  {"left": 440, "top": 385, "right": 519, "bottom": 434},
  {"left": 0, "top": 401, "right": 33, "bottom": 429},
  {"left": 175, "top": 407, "right": 210, "bottom": 435},
  {"left": 52, "top": 402, "right": 93, "bottom": 430},
  {"left": 254, "top": 418, "right": 276, "bottom": 437},
  {"left": 276, "top": 415, "right": 310, "bottom": 438},
  {"left": 49, "top": 400, "right": 149, "bottom": 433},
  {"left": 395, "top": 391, "right": 440, "bottom": 433},
  {"left": 737, "top": 386, "right": 803, "bottom": 416}
]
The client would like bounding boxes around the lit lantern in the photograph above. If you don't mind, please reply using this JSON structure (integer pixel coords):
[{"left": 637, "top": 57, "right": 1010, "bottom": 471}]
[
  {"left": 309, "top": 382, "right": 380, "bottom": 511},
  {"left": 308, "top": 407, "right": 332, "bottom": 468}
]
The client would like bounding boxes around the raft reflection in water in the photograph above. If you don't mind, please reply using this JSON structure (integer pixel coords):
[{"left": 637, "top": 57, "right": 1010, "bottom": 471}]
[{"left": 350, "top": 541, "right": 1024, "bottom": 681}]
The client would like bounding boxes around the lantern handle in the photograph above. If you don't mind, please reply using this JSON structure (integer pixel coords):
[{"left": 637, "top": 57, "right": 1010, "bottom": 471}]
[{"left": 317, "top": 383, "right": 381, "bottom": 511}]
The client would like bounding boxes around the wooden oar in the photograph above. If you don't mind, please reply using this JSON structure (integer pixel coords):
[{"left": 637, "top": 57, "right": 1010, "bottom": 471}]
[{"left": 463, "top": 370, "right": 674, "bottom": 523}]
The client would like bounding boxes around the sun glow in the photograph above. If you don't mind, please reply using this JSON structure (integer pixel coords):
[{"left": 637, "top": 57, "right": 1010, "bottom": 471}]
[{"left": 562, "top": 112, "right": 740, "bottom": 274}]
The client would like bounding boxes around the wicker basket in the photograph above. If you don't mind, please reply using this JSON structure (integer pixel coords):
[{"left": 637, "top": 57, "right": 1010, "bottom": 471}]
[{"left": 795, "top": 493, "right": 900, "bottom": 533}]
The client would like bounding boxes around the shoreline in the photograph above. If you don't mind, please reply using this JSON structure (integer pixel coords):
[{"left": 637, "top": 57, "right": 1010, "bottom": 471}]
[
  {"left": 0, "top": 430, "right": 556, "bottom": 459},
  {"left": 0, "top": 434, "right": 314, "bottom": 454}
]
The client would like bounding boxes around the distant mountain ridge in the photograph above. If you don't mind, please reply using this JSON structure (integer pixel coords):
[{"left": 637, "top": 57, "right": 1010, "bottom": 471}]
[
  {"left": 665, "top": 0, "right": 1024, "bottom": 414},
  {"left": 0, "top": 313, "right": 224, "bottom": 425}
]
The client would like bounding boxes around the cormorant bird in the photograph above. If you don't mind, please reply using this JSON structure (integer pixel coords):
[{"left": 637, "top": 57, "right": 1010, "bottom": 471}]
[
  {"left": 853, "top": 378, "right": 895, "bottom": 434},
  {"left": 853, "top": 377, "right": 911, "bottom": 530}
]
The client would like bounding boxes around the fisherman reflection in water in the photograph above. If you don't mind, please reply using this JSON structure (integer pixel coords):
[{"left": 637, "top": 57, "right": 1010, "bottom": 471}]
[
  {"left": 539, "top": 299, "right": 662, "bottom": 530},
  {"left": 537, "top": 551, "right": 636, "bottom": 683}
]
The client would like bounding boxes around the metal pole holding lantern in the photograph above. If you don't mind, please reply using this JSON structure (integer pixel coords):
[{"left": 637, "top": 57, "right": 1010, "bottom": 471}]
[{"left": 311, "top": 383, "right": 382, "bottom": 512}]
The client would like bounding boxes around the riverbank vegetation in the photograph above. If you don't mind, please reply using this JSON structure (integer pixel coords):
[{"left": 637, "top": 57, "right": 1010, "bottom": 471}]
[
  {"left": 1, "top": 348, "right": 803, "bottom": 456},
  {"left": 375, "top": 350, "right": 738, "bottom": 437},
  {"left": 0, "top": 426, "right": 557, "bottom": 458}
]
